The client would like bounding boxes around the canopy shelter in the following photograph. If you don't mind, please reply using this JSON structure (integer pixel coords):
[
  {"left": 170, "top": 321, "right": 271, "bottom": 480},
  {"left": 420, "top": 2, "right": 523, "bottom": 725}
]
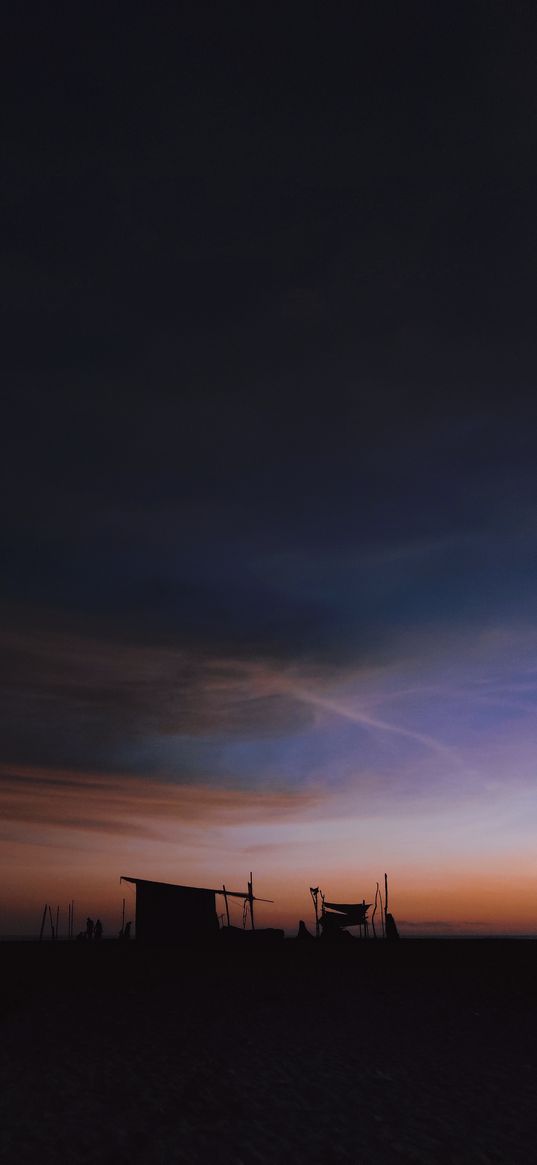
[
  {"left": 320, "top": 898, "right": 371, "bottom": 938},
  {"left": 121, "top": 875, "right": 272, "bottom": 943}
]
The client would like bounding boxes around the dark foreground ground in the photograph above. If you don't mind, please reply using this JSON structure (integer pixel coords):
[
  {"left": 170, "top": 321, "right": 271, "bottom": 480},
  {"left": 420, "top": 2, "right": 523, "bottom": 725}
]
[{"left": 1, "top": 938, "right": 537, "bottom": 1164}]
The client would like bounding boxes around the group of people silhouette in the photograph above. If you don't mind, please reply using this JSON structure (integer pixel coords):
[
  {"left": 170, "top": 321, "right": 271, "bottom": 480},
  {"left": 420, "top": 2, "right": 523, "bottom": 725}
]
[
  {"left": 85, "top": 917, "right": 103, "bottom": 941},
  {"left": 76, "top": 917, "right": 132, "bottom": 942}
]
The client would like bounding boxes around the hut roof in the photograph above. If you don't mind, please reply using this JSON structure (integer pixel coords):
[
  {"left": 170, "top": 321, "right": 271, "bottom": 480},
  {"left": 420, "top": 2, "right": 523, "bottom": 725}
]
[{"left": 121, "top": 876, "right": 271, "bottom": 901}]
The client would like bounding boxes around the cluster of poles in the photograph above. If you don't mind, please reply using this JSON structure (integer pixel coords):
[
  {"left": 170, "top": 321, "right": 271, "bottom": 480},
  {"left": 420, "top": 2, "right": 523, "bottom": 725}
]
[
  {"left": 219, "top": 872, "right": 272, "bottom": 929},
  {"left": 39, "top": 900, "right": 76, "bottom": 941},
  {"left": 38, "top": 897, "right": 132, "bottom": 942}
]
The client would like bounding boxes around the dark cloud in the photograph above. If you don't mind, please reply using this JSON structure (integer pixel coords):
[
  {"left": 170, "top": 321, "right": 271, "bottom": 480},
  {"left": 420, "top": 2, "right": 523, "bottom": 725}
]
[
  {"left": 3, "top": 4, "right": 537, "bottom": 805},
  {"left": 0, "top": 619, "right": 319, "bottom": 774}
]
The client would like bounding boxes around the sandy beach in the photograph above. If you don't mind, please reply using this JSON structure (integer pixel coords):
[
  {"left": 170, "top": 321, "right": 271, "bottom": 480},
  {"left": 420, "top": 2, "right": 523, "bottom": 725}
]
[{"left": 1, "top": 938, "right": 536, "bottom": 1164}]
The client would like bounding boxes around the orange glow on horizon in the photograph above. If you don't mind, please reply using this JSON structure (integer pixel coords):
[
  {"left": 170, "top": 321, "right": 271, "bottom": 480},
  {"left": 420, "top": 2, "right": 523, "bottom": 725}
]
[{"left": 3, "top": 760, "right": 537, "bottom": 937}]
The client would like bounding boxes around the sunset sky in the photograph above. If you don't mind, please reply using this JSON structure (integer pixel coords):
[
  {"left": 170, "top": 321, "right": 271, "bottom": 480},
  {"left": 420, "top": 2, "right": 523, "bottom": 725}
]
[{"left": 3, "top": 6, "right": 537, "bottom": 936}]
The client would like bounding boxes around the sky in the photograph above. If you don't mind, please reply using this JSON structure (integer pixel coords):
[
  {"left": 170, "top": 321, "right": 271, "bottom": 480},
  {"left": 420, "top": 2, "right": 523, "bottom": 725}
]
[{"left": 3, "top": 4, "right": 537, "bottom": 936}]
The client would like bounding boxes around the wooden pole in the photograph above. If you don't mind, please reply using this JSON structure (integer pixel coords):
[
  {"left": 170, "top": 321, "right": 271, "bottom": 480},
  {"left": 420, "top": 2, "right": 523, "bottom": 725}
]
[
  {"left": 249, "top": 872, "right": 255, "bottom": 931},
  {"left": 39, "top": 904, "right": 48, "bottom": 942},
  {"left": 48, "top": 905, "right": 55, "bottom": 941},
  {"left": 310, "top": 887, "right": 320, "bottom": 937},
  {"left": 371, "top": 883, "right": 378, "bottom": 938},
  {"left": 222, "top": 885, "right": 230, "bottom": 928}
]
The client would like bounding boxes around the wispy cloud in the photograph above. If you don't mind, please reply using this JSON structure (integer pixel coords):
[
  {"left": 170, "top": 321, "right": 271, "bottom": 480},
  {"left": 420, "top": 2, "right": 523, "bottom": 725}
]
[
  {"left": 0, "top": 761, "right": 321, "bottom": 840},
  {"left": 0, "top": 622, "right": 316, "bottom": 774},
  {"left": 286, "top": 685, "right": 461, "bottom": 766}
]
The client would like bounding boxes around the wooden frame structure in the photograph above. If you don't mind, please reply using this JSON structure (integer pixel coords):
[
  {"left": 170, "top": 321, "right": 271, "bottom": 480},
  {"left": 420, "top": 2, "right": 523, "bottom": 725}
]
[
  {"left": 120, "top": 873, "right": 272, "bottom": 941},
  {"left": 313, "top": 874, "right": 398, "bottom": 940}
]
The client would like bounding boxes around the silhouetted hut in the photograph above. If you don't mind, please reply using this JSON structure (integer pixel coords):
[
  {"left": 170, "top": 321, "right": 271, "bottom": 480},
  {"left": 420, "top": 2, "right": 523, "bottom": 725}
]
[
  {"left": 120, "top": 874, "right": 272, "bottom": 943},
  {"left": 121, "top": 877, "right": 219, "bottom": 943}
]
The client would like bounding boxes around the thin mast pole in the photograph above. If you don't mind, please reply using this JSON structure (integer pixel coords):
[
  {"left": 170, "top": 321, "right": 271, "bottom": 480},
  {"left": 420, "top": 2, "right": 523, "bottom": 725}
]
[
  {"left": 56, "top": 906, "right": 59, "bottom": 941},
  {"left": 371, "top": 883, "right": 378, "bottom": 938},
  {"left": 48, "top": 905, "right": 55, "bottom": 941},
  {"left": 384, "top": 872, "right": 388, "bottom": 937},
  {"left": 310, "top": 887, "right": 320, "bottom": 937},
  {"left": 39, "top": 904, "right": 48, "bottom": 942},
  {"left": 222, "top": 885, "right": 230, "bottom": 928},
  {"left": 249, "top": 872, "right": 255, "bottom": 931}
]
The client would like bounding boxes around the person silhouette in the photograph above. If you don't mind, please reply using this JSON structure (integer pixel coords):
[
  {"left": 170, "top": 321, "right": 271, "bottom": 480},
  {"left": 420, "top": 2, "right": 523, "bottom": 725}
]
[
  {"left": 86, "top": 917, "right": 94, "bottom": 941},
  {"left": 94, "top": 919, "right": 103, "bottom": 941}
]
